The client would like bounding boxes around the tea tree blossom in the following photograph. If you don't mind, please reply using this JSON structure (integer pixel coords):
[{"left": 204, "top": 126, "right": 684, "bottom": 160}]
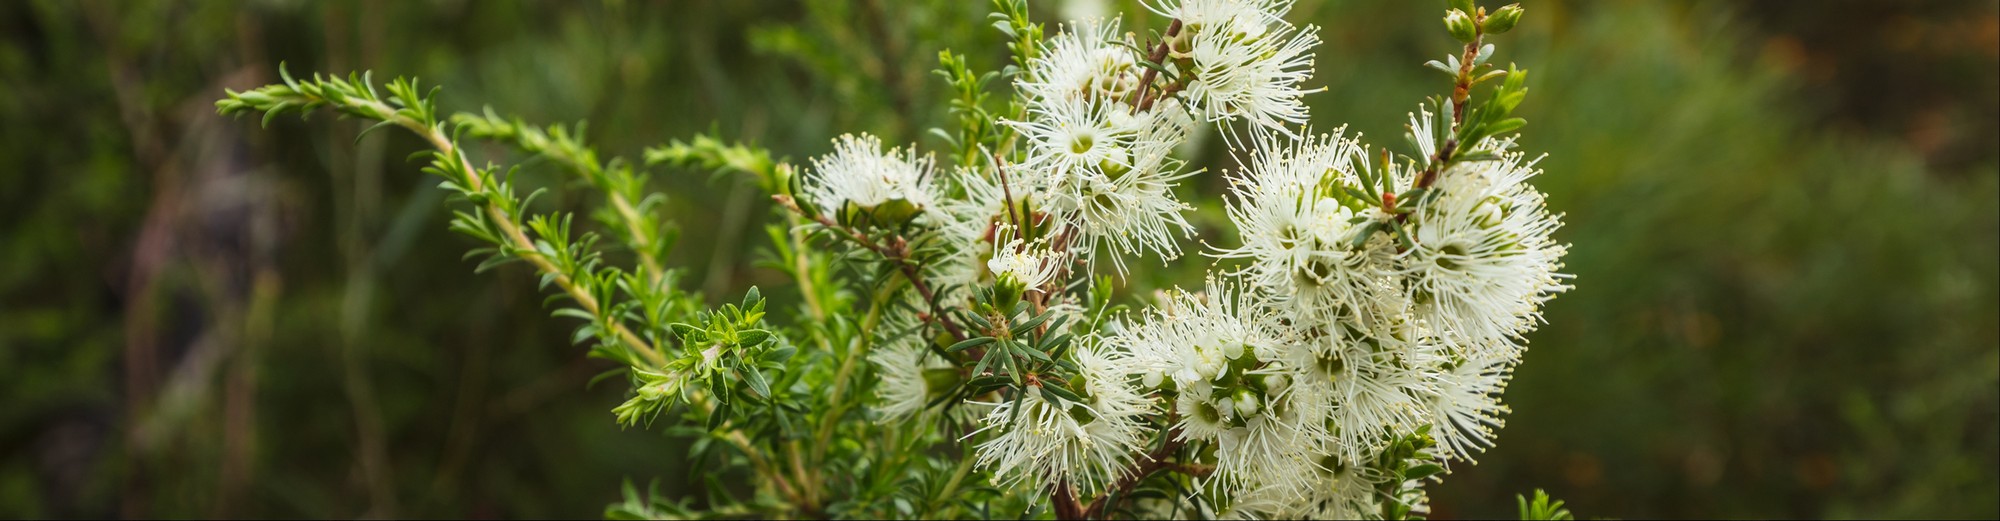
[
  {"left": 1402, "top": 144, "right": 1570, "bottom": 345},
  {"left": 871, "top": 334, "right": 955, "bottom": 421},
  {"left": 1218, "top": 129, "right": 1405, "bottom": 328},
  {"left": 1153, "top": 0, "right": 1321, "bottom": 134},
  {"left": 218, "top": 0, "right": 1570, "bottom": 517},
  {"left": 971, "top": 343, "right": 1153, "bottom": 493},
  {"left": 806, "top": 133, "right": 939, "bottom": 224}
]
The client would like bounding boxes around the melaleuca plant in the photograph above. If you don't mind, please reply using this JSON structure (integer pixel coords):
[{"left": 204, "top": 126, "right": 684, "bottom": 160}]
[{"left": 218, "top": 0, "right": 1575, "bottom": 518}]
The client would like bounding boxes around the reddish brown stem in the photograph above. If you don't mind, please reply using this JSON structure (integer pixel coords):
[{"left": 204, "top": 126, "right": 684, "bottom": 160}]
[
  {"left": 1078, "top": 433, "right": 1188, "bottom": 519},
  {"left": 1450, "top": 14, "right": 1486, "bottom": 126},
  {"left": 1128, "top": 19, "right": 1184, "bottom": 110},
  {"left": 774, "top": 194, "right": 968, "bottom": 342},
  {"left": 990, "top": 152, "right": 1024, "bottom": 235},
  {"left": 1054, "top": 481, "right": 1087, "bottom": 520}
]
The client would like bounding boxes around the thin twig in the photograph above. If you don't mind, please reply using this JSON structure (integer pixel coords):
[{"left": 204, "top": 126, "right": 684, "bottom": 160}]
[
  {"left": 773, "top": 195, "right": 970, "bottom": 342},
  {"left": 1079, "top": 432, "right": 1188, "bottom": 519},
  {"left": 989, "top": 150, "right": 1023, "bottom": 234},
  {"left": 1127, "top": 19, "right": 1185, "bottom": 110}
]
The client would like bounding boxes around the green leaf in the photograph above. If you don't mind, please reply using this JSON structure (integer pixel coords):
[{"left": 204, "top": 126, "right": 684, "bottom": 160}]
[
  {"left": 707, "top": 399, "right": 730, "bottom": 431},
  {"left": 1012, "top": 341, "right": 1052, "bottom": 364},
  {"left": 586, "top": 368, "right": 628, "bottom": 390},
  {"left": 1517, "top": 489, "right": 1575, "bottom": 520},
  {"left": 1424, "top": 59, "right": 1456, "bottom": 77},
  {"left": 1486, "top": 117, "right": 1527, "bottom": 136},
  {"left": 1037, "top": 385, "right": 1067, "bottom": 405},
  {"left": 743, "top": 366, "right": 772, "bottom": 398},
  {"left": 738, "top": 329, "right": 773, "bottom": 348},
  {"left": 1040, "top": 382, "right": 1081, "bottom": 403},
  {"left": 669, "top": 322, "right": 702, "bottom": 339},
  {"left": 948, "top": 337, "right": 997, "bottom": 353},
  {"left": 1008, "top": 312, "right": 1051, "bottom": 337}
]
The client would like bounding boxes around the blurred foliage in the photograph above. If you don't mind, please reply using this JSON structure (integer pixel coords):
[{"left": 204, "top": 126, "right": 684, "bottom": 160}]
[{"left": 0, "top": 0, "right": 1993, "bottom": 519}]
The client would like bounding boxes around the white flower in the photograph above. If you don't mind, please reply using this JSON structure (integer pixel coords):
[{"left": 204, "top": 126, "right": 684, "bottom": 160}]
[
  {"left": 1174, "top": 384, "right": 1235, "bottom": 441},
  {"left": 987, "top": 234, "right": 1069, "bottom": 294},
  {"left": 869, "top": 334, "right": 954, "bottom": 421},
  {"left": 1104, "top": 277, "right": 1331, "bottom": 497},
  {"left": 1301, "top": 323, "right": 1433, "bottom": 463},
  {"left": 1011, "top": 96, "right": 1135, "bottom": 191},
  {"left": 1060, "top": 103, "right": 1201, "bottom": 268},
  {"left": 1112, "top": 277, "right": 1280, "bottom": 395},
  {"left": 1239, "top": 456, "right": 1402, "bottom": 520},
  {"left": 1401, "top": 148, "right": 1570, "bottom": 344},
  {"left": 1020, "top": 18, "right": 1145, "bottom": 105},
  {"left": 1206, "top": 374, "right": 1328, "bottom": 498},
  {"left": 804, "top": 133, "right": 938, "bottom": 220},
  {"left": 1154, "top": 0, "right": 1320, "bottom": 136},
  {"left": 1423, "top": 343, "right": 1516, "bottom": 461},
  {"left": 1218, "top": 130, "right": 1405, "bottom": 328},
  {"left": 969, "top": 343, "right": 1151, "bottom": 493},
  {"left": 932, "top": 167, "right": 1032, "bottom": 296},
  {"left": 1013, "top": 21, "right": 1207, "bottom": 267}
]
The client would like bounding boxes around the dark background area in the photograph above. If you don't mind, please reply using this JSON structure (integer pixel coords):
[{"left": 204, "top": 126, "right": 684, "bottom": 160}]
[{"left": 1, "top": 0, "right": 1994, "bottom": 518}]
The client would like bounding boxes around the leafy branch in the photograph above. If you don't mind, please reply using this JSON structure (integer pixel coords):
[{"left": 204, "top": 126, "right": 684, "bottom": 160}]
[
  {"left": 454, "top": 109, "right": 674, "bottom": 286},
  {"left": 771, "top": 194, "right": 971, "bottom": 343},
  {"left": 217, "top": 68, "right": 669, "bottom": 368},
  {"left": 217, "top": 70, "right": 824, "bottom": 511}
]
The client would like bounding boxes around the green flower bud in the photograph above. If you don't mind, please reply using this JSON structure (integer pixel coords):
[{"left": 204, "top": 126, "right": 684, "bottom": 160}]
[
  {"left": 992, "top": 271, "right": 1026, "bottom": 310},
  {"left": 1100, "top": 158, "right": 1131, "bottom": 181},
  {"left": 1444, "top": 9, "right": 1478, "bottom": 43},
  {"left": 870, "top": 198, "right": 922, "bottom": 226},
  {"left": 1484, "top": 4, "right": 1524, "bottom": 34},
  {"left": 1232, "top": 389, "right": 1262, "bottom": 417},
  {"left": 636, "top": 381, "right": 668, "bottom": 401},
  {"left": 1068, "top": 404, "right": 1098, "bottom": 424}
]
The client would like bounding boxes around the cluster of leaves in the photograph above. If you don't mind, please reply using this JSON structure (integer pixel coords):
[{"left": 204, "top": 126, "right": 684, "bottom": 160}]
[
  {"left": 947, "top": 301, "right": 1081, "bottom": 409},
  {"left": 218, "top": 69, "right": 694, "bottom": 368},
  {"left": 1516, "top": 489, "right": 1574, "bottom": 521},
  {"left": 1372, "top": 428, "right": 1448, "bottom": 521},
  {"left": 615, "top": 288, "right": 803, "bottom": 430},
  {"left": 216, "top": 67, "right": 847, "bottom": 516}
]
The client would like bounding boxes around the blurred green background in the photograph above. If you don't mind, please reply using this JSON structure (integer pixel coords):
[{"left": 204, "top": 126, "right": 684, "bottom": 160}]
[{"left": 2, "top": 0, "right": 1994, "bottom": 518}]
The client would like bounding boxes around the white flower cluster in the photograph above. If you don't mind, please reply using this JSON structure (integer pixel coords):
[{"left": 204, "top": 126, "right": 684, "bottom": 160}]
[
  {"left": 798, "top": 0, "right": 1568, "bottom": 517},
  {"left": 1153, "top": 0, "right": 1320, "bottom": 134},
  {"left": 1125, "top": 118, "right": 1570, "bottom": 516},
  {"left": 969, "top": 343, "right": 1154, "bottom": 492},
  {"left": 805, "top": 133, "right": 940, "bottom": 225}
]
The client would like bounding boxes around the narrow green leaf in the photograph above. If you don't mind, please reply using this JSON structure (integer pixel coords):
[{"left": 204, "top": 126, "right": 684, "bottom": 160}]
[
  {"left": 948, "top": 337, "right": 997, "bottom": 353},
  {"left": 744, "top": 366, "right": 772, "bottom": 398}
]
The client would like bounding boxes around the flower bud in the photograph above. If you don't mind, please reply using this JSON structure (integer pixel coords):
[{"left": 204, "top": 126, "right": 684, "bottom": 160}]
[
  {"left": 1474, "top": 197, "right": 1504, "bottom": 229},
  {"left": 1232, "top": 389, "right": 1261, "bottom": 418},
  {"left": 992, "top": 271, "right": 1027, "bottom": 310},
  {"left": 1444, "top": 9, "right": 1478, "bottom": 43},
  {"left": 869, "top": 198, "right": 922, "bottom": 226},
  {"left": 1483, "top": 4, "right": 1524, "bottom": 35},
  {"left": 1222, "top": 341, "right": 1245, "bottom": 360},
  {"left": 1449, "top": 0, "right": 1476, "bottom": 14}
]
